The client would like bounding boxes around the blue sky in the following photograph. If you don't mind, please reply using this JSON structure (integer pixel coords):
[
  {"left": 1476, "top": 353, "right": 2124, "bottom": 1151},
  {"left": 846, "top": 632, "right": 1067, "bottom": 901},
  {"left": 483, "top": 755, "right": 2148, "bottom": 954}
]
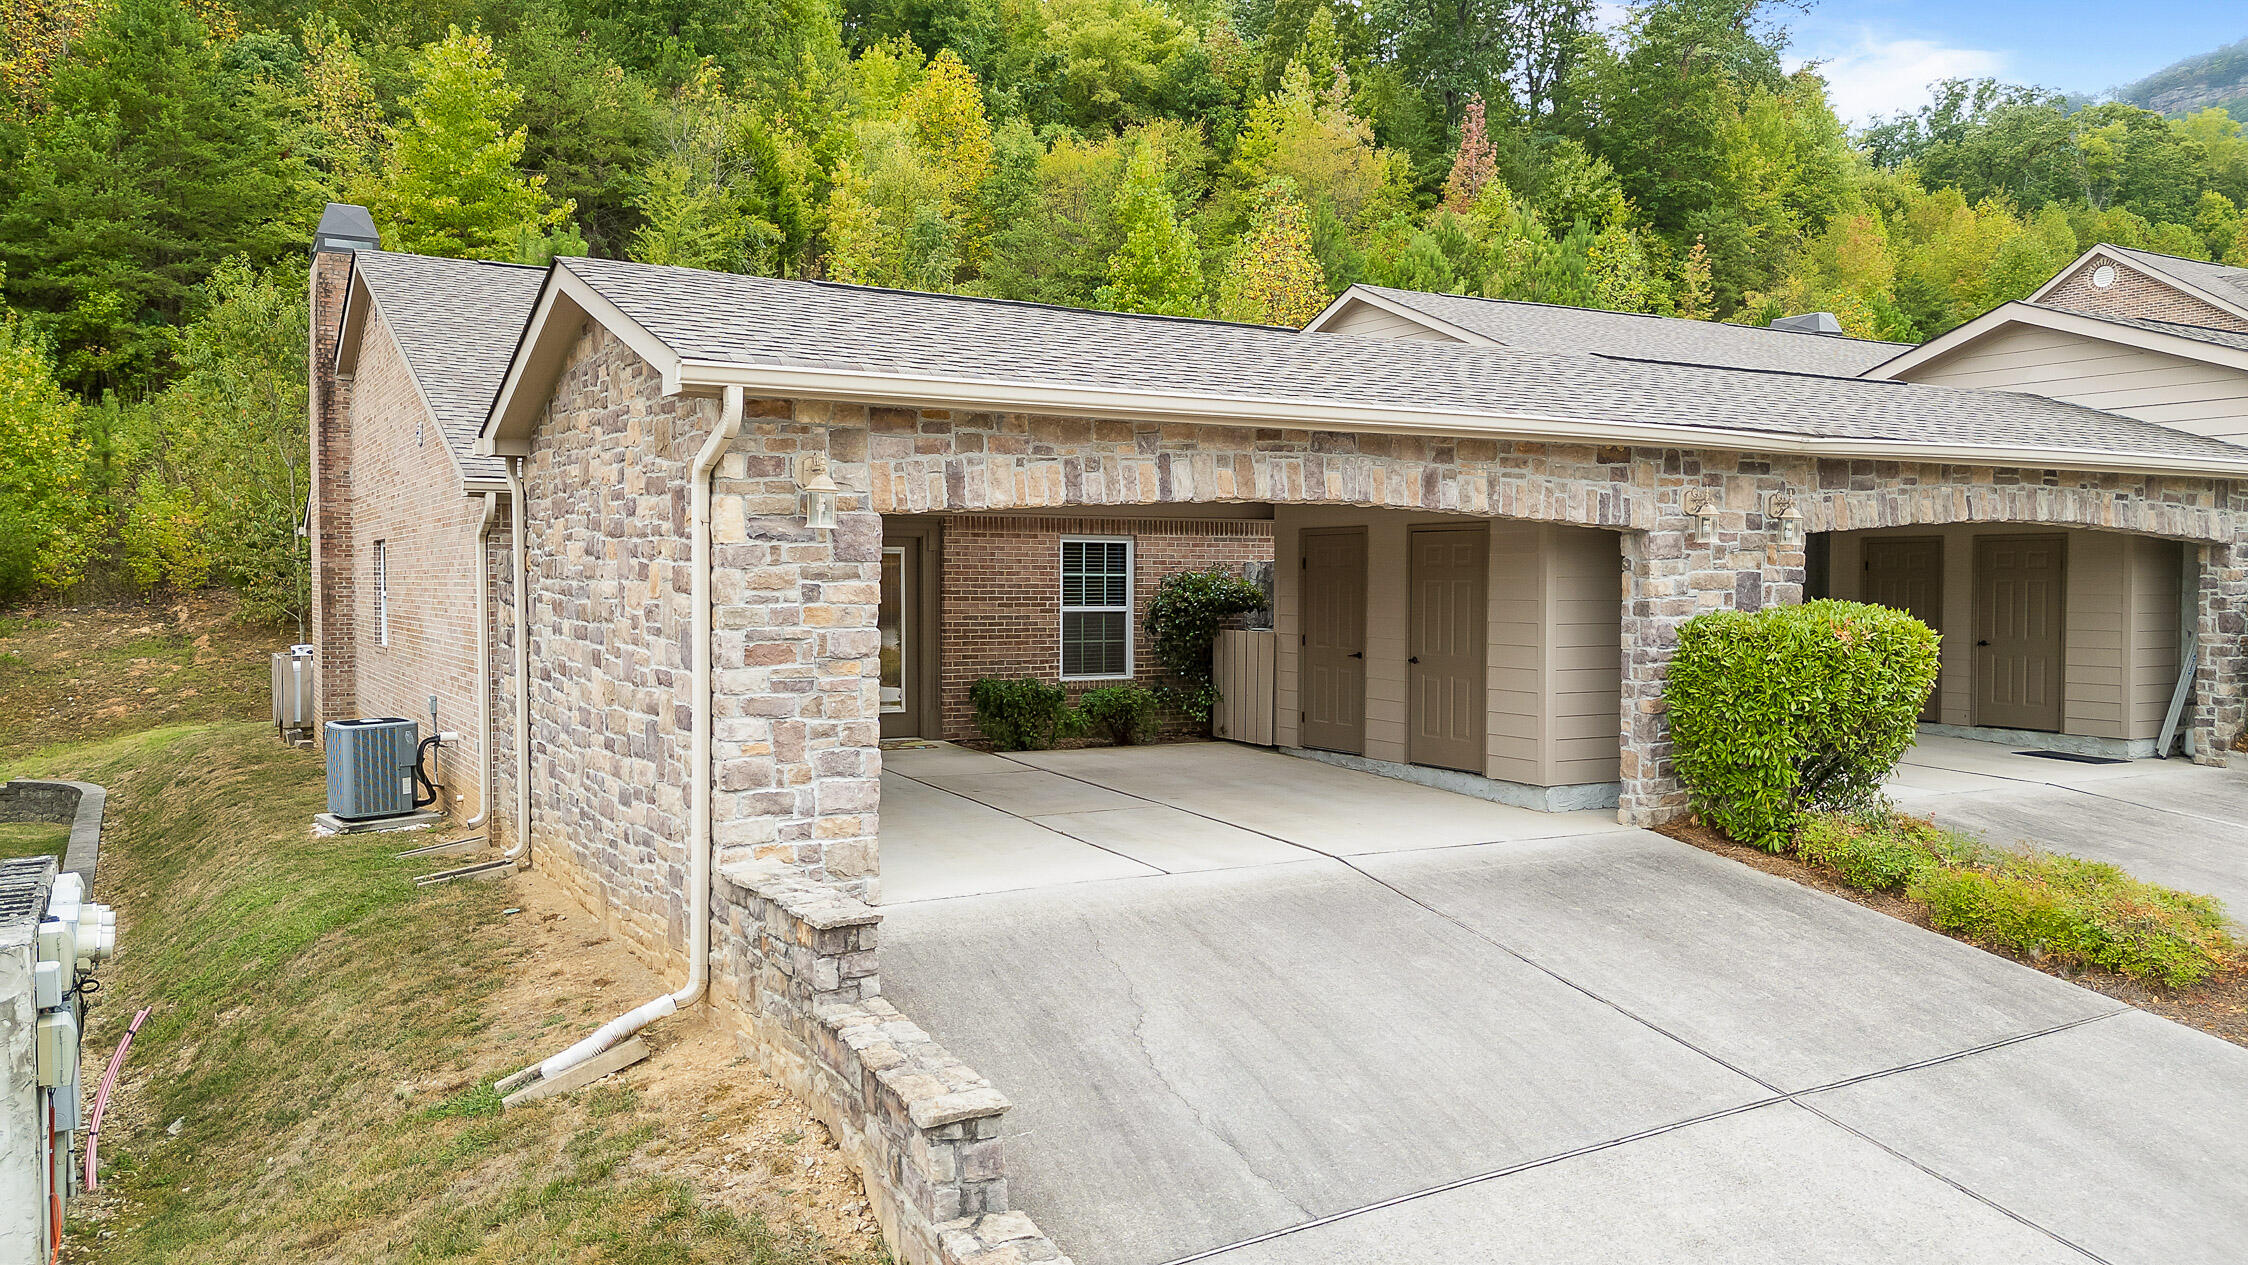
[{"left": 1775, "top": 1, "right": 2247, "bottom": 124}]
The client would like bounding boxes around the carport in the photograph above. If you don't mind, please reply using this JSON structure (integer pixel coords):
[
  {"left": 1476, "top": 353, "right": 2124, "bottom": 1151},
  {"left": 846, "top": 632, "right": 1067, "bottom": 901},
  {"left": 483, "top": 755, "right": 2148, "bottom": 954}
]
[{"left": 876, "top": 741, "right": 2248, "bottom": 1264}]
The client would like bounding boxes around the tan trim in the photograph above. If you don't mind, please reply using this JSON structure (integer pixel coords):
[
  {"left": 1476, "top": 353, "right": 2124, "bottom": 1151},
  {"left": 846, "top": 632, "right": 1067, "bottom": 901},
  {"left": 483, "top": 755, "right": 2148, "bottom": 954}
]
[
  {"left": 2025, "top": 244, "right": 2248, "bottom": 325},
  {"left": 1864, "top": 301, "right": 2248, "bottom": 381},
  {"left": 482, "top": 265, "right": 686, "bottom": 454},
  {"left": 1302, "top": 286, "right": 1499, "bottom": 344}
]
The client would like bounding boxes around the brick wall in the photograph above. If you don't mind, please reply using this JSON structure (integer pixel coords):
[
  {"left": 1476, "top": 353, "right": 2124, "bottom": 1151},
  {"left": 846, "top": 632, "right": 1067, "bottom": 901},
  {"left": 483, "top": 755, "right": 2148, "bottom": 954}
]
[
  {"left": 2040, "top": 252, "right": 2248, "bottom": 331},
  {"left": 935, "top": 515, "right": 1273, "bottom": 740},
  {"left": 308, "top": 250, "right": 356, "bottom": 728}
]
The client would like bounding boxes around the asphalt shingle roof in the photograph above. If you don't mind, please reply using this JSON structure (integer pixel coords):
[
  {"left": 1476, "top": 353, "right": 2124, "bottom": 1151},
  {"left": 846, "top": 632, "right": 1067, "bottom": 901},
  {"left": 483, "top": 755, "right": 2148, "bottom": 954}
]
[
  {"left": 554, "top": 256, "right": 2248, "bottom": 469},
  {"left": 1352, "top": 285, "right": 1914, "bottom": 376},
  {"left": 353, "top": 251, "right": 546, "bottom": 484},
  {"left": 2107, "top": 246, "right": 2248, "bottom": 313}
]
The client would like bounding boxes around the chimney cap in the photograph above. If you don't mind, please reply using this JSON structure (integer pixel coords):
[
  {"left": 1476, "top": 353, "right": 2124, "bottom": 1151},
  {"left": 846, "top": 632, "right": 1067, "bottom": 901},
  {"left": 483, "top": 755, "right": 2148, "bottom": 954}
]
[
  {"left": 312, "top": 203, "right": 380, "bottom": 255},
  {"left": 1770, "top": 311, "right": 1844, "bottom": 335}
]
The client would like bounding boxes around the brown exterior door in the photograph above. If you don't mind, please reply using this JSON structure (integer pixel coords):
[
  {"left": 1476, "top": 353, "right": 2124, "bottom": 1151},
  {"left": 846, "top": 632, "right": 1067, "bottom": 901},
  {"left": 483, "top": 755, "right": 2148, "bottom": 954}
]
[
  {"left": 1974, "top": 536, "right": 2065, "bottom": 732},
  {"left": 1409, "top": 525, "right": 1487, "bottom": 773},
  {"left": 1299, "top": 528, "right": 1366, "bottom": 755},
  {"left": 878, "top": 525, "right": 943, "bottom": 739},
  {"left": 1863, "top": 537, "right": 1944, "bottom": 722}
]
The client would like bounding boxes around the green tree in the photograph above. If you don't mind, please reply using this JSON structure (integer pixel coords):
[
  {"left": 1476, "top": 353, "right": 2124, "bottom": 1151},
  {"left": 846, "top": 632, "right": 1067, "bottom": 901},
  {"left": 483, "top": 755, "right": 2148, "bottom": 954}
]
[
  {"left": 0, "top": 0, "right": 307, "bottom": 393},
  {"left": 1215, "top": 179, "right": 1327, "bottom": 324},
  {"left": 504, "top": 10, "right": 664, "bottom": 260},
  {"left": 363, "top": 26, "right": 574, "bottom": 262},
  {"left": 0, "top": 313, "right": 97, "bottom": 598},
  {"left": 1097, "top": 136, "right": 1205, "bottom": 316}
]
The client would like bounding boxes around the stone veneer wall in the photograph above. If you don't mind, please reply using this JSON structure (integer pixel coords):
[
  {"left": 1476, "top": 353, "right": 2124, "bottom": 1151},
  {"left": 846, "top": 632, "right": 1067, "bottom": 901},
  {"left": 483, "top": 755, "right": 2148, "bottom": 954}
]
[
  {"left": 2040, "top": 251, "right": 2248, "bottom": 331},
  {"left": 935, "top": 514, "right": 1273, "bottom": 741}
]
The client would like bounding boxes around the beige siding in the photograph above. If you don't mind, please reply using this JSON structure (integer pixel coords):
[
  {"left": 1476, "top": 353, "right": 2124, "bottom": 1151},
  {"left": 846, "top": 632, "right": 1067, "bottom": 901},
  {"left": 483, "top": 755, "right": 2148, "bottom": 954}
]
[
  {"left": 1828, "top": 526, "right": 2182, "bottom": 741},
  {"left": 1898, "top": 323, "right": 2248, "bottom": 442},
  {"left": 1316, "top": 298, "right": 1461, "bottom": 342},
  {"left": 1277, "top": 507, "right": 1619, "bottom": 788}
]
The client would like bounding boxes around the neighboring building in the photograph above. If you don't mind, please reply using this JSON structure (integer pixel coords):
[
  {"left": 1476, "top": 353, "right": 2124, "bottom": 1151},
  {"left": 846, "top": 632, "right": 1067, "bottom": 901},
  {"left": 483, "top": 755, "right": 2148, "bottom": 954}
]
[
  {"left": 307, "top": 205, "right": 543, "bottom": 823},
  {"left": 1307, "top": 283, "right": 1915, "bottom": 375}
]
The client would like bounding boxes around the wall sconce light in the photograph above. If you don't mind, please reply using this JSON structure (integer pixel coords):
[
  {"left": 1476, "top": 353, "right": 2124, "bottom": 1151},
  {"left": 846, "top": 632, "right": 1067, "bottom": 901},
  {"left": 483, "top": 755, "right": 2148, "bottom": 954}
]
[
  {"left": 1684, "top": 491, "right": 1720, "bottom": 544},
  {"left": 1764, "top": 491, "right": 1804, "bottom": 543},
  {"left": 799, "top": 453, "right": 839, "bottom": 531}
]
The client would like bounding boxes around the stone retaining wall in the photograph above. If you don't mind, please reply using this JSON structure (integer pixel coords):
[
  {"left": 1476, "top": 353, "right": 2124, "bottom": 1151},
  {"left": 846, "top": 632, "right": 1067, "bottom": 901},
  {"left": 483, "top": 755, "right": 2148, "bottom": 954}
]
[
  {"left": 711, "top": 861, "right": 1069, "bottom": 1265},
  {"left": 0, "top": 780, "right": 103, "bottom": 890}
]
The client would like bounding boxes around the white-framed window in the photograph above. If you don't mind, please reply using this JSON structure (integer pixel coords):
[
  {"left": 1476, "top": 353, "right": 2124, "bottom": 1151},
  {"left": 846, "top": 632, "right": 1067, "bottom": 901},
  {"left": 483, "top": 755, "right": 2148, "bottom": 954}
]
[
  {"left": 1060, "top": 536, "right": 1132, "bottom": 679},
  {"left": 373, "top": 540, "right": 390, "bottom": 647}
]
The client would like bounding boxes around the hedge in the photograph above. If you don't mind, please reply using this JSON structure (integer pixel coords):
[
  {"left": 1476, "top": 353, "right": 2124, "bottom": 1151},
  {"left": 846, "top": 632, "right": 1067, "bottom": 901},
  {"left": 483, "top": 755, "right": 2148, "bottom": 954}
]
[{"left": 1666, "top": 599, "right": 1940, "bottom": 849}]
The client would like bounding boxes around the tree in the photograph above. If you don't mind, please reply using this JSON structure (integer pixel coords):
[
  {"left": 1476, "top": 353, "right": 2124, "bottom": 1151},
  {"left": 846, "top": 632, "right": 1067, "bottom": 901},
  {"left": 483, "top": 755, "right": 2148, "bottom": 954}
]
[
  {"left": 1097, "top": 136, "right": 1205, "bottom": 315},
  {"left": 362, "top": 27, "right": 574, "bottom": 262},
  {"left": 1215, "top": 179, "right": 1327, "bottom": 324},
  {"left": 1676, "top": 235, "right": 1713, "bottom": 320},
  {"left": 504, "top": 10, "right": 663, "bottom": 260},
  {"left": 0, "top": 0, "right": 306, "bottom": 393},
  {"left": 0, "top": 313, "right": 96, "bottom": 599},
  {"left": 1442, "top": 94, "right": 1497, "bottom": 211}
]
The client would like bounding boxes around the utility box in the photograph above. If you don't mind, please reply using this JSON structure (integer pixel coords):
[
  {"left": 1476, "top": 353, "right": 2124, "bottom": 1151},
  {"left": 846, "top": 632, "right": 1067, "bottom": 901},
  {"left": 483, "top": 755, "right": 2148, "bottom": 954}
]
[
  {"left": 2, "top": 856, "right": 116, "bottom": 1264},
  {"left": 324, "top": 718, "right": 419, "bottom": 820},
  {"left": 271, "top": 645, "right": 316, "bottom": 744}
]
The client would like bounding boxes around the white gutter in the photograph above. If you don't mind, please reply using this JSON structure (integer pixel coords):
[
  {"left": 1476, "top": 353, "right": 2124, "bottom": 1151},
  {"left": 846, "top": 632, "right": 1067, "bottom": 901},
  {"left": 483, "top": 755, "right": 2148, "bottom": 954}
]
[
  {"left": 504, "top": 458, "right": 531, "bottom": 868},
  {"left": 527, "top": 384, "right": 743, "bottom": 1082},
  {"left": 463, "top": 492, "right": 499, "bottom": 827},
  {"left": 668, "top": 358, "right": 2248, "bottom": 481}
]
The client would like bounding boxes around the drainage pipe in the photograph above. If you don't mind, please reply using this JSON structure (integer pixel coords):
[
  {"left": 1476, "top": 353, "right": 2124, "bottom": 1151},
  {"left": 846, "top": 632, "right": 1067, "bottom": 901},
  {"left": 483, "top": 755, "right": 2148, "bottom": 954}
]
[
  {"left": 503, "top": 459, "right": 531, "bottom": 867},
  {"left": 528, "top": 385, "right": 742, "bottom": 1082},
  {"left": 462, "top": 493, "right": 499, "bottom": 827}
]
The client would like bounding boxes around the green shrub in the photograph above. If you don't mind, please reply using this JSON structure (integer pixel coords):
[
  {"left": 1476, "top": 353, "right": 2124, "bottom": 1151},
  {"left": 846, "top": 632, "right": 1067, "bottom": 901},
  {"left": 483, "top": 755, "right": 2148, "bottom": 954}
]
[
  {"left": 969, "top": 677, "right": 1087, "bottom": 751},
  {"left": 1144, "top": 569, "right": 1269, "bottom": 725},
  {"left": 1667, "top": 599, "right": 1941, "bottom": 849},
  {"left": 1079, "top": 682, "right": 1161, "bottom": 745},
  {"left": 1910, "top": 849, "right": 2235, "bottom": 987},
  {"left": 1795, "top": 814, "right": 1938, "bottom": 891}
]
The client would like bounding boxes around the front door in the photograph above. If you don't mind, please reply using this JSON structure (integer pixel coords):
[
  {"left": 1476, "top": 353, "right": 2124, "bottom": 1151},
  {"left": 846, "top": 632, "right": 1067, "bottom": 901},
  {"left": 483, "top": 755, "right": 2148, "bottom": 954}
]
[
  {"left": 1409, "top": 525, "right": 1487, "bottom": 773},
  {"left": 1299, "top": 528, "right": 1366, "bottom": 755},
  {"left": 878, "top": 530, "right": 942, "bottom": 739},
  {"left": 1974, "top": 536, "right": 2065, "bottom": 732},
  {"left": 1863, "top": 537, "right": 1944, "bottom": 722}
]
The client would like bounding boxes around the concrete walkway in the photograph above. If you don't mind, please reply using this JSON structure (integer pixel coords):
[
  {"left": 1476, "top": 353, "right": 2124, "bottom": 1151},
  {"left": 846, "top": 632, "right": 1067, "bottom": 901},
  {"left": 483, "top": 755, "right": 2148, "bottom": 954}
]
[
  {"left": 1889, "top": 735, "right": 2248, "bottom": 917},
  {"left": 877, "top": 741, "right": 2248, "bottom": 1265}
]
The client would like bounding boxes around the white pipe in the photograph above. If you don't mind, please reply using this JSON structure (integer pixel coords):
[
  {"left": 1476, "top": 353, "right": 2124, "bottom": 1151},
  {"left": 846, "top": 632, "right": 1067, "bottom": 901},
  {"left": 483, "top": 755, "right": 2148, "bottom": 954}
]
[
  {"left": 534, "top": 385, "right": 742, "bottom": 1082},
  {"left": 462, "top": 492, "right": 499, "bottom": 827},
  {"left": 504, "top": 458, "right": 532, "bottom": 866}
]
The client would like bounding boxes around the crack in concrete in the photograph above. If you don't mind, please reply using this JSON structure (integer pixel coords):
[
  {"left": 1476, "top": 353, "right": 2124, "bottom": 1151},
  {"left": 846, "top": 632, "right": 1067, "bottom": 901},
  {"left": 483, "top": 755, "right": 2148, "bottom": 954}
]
[{"left": 1077, "top": 910, "right": 1314, "bottom": 1224}]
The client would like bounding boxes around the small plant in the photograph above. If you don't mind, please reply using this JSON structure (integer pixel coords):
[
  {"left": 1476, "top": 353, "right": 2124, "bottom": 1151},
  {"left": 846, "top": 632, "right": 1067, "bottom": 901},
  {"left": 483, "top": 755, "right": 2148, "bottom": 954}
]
[
  {"left": 970, "top": 677, "right": 1087, "bottom": 751},
  {"left": 1666, "top": 599, "right": 1940, "bottom": 850},
  {"left": 1144, "top": 569, "right": 1269, "bottom": 726},
  {"left": 1788, "top": 810, "right": 2236, "bottom": 987},
  {"left": 1079, "top": 682, "right": 1162, "bottom": 745}
]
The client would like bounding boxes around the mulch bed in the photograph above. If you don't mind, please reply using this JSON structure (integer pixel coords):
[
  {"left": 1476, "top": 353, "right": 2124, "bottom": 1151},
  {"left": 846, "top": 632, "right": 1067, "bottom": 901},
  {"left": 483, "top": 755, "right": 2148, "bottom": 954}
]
[{"left": 1655, "top": 818, "right": 2248, "bottom": 1052}]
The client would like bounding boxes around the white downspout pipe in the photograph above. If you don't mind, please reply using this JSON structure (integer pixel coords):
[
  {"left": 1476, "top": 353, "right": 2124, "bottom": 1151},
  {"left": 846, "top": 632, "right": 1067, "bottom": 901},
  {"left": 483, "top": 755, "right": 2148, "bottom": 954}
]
[
  {"left": 503, "top": 458, "right": 532, "bottom": 866},
  {"left": 462, "top": 492, "right": 499, "bottom": 827},
  {"left": 530, "top": 385, "right": 742, "bottom": 1081}
]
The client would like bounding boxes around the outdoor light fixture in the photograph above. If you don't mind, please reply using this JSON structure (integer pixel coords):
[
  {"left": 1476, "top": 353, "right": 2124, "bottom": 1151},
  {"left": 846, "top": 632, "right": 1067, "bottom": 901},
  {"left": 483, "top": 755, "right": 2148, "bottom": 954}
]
[
  {"left": 1764, "top": 491, "right": 1804, "bottom": 543},
  {"left": 1684, "top": 491, "right": 1720, "bottom": 543},
  {"left": 799, "top": 453, "right": 839, "bottom": 530}
]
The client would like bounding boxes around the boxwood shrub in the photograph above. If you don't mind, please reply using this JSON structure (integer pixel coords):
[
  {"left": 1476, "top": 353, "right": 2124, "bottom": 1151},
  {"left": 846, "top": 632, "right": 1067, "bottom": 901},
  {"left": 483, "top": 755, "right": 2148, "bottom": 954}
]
[
  {"left": 1666, "top": 599, "right": 1940, "bottom": 849},
  {"left": 969, "top": 677, "right": 1087, "bottom": 751}
]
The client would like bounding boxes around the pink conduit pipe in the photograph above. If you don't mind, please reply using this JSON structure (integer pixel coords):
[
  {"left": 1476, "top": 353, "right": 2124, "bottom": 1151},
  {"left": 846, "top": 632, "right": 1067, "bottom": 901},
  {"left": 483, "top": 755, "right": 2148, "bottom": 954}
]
[{"left": 84, "top": 1006, "right": 150, "bottom": 1192}]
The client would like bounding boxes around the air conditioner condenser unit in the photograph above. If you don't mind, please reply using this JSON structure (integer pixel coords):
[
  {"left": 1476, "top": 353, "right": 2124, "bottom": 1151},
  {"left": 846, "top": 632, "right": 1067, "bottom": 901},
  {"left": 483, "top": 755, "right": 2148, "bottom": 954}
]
[{"left": 324, "top": 718, "right": 420, "bottom": 820}]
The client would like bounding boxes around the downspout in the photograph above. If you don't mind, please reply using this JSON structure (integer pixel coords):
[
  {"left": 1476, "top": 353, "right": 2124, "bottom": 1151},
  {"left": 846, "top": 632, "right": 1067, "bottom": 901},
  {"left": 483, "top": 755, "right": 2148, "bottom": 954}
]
[
  {"left": 462, "top": 492, "right": 498, "bottom": 827},
  {"left": 504, "top": 457, "right": 532, "bottom": 866},
  {"left": 522, "top": 385, "right": 742, "bottom": 1082}
]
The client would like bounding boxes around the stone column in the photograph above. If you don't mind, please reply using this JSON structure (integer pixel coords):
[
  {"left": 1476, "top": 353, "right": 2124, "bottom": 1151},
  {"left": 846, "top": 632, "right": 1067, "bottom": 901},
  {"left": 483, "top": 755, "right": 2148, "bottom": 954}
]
[
  {"left": 2190, "top": 539, "right": 2246, "bottom": 763},
  {"left": 709, "top": 408, "right": 885, "bottom": 901}
]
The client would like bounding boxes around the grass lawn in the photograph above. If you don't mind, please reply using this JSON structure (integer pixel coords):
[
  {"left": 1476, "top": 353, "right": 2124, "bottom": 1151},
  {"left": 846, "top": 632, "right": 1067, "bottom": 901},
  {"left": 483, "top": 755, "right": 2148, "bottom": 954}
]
[
  {"left": 1, "top": 598, "right": 888, "bottom": 1264},
  {"left": 0, "top": 820, "right": 70, "bottom": 861}
]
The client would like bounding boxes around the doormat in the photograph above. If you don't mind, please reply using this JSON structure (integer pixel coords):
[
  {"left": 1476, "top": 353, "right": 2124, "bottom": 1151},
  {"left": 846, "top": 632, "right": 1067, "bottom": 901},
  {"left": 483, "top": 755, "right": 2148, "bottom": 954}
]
[
  {"left": 2014, "top": 750, "right": 2129, "bottom": 765},
  {"left": 880, "top": 739, "right": 943, "bottom": 751}
]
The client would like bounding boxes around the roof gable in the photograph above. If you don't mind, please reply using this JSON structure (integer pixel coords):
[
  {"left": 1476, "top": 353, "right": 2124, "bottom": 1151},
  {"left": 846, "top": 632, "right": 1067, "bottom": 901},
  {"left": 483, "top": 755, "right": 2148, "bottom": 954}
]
[
  {"left": 1866, "top": 301, "right": 2248, "bottom": 382},
  {"left": 2029, "top": 244, "right": 2248, "bottom": 332},
  {"left": 337, "top": 251, "right": 547, "bottom": 487},
  {"left": 1309, "top": 284, "right": 1912, "bottom": 376}
]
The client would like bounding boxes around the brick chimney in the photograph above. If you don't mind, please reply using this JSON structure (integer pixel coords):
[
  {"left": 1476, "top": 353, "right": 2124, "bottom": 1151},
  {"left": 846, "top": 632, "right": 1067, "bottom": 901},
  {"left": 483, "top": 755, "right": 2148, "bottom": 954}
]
[{"left": 308, "top": 204, "right": 379, "bottom": 737}]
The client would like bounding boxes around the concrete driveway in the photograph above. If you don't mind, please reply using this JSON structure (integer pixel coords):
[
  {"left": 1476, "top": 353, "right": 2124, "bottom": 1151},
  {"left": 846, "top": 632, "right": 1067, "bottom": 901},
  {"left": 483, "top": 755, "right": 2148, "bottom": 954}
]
[
  {"left": 1890, "top": 735, "right": 2248, "bottom": 917},
  {"left": 877, "top": 742, "right": 2248, "bottom": 1264}
]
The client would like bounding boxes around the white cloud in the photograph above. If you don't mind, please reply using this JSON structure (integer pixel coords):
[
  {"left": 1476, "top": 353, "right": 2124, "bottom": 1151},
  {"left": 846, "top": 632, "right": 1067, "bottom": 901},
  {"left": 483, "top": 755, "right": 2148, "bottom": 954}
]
[{"left": 1795, "top": 32, "right": 2009, "bottom": 125}]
